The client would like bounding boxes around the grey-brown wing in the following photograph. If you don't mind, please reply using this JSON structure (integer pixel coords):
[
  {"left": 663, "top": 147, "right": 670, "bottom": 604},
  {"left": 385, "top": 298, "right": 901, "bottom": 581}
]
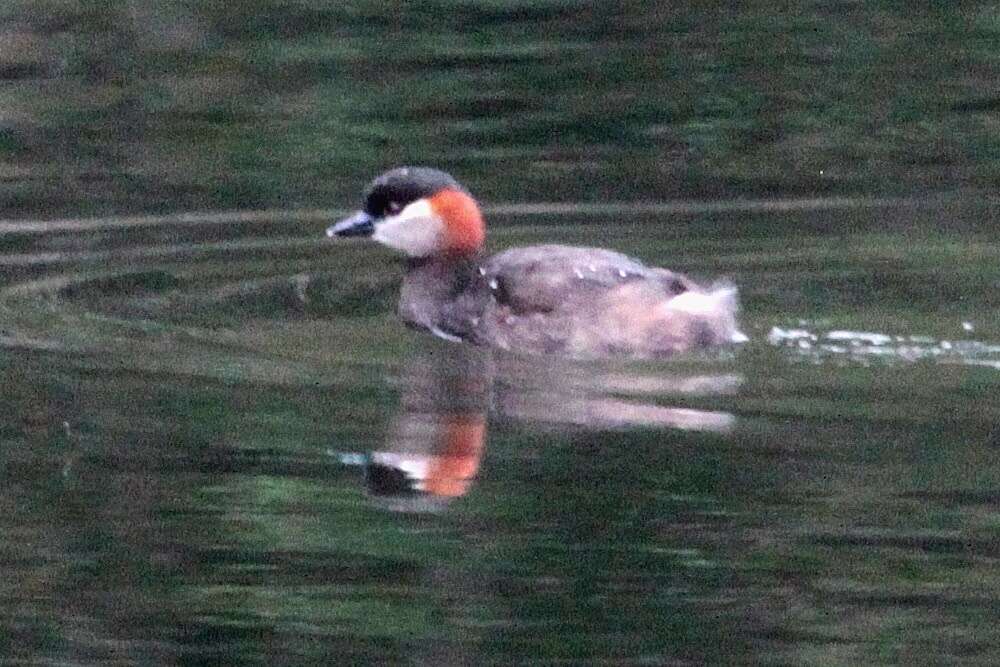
[{"left": 480, "top": 244, "right": 694, "bottom": 314}]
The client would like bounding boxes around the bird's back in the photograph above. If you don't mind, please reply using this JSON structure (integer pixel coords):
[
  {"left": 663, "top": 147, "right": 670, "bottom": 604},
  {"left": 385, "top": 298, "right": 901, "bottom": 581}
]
[{"left": 436, "top": 244, "right": 740, "bottom": 357}]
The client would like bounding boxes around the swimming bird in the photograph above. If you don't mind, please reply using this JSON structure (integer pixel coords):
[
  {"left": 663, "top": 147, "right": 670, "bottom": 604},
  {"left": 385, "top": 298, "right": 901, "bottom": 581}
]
[{"left": 327, "top": 167, "right": 744, "bottom": 357}]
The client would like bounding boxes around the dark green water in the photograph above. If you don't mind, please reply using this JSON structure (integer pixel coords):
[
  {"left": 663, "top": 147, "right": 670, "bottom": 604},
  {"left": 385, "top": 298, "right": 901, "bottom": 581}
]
[
  {"left": 2, "top": 197, "right": 999, "bottom": 664},
  {"left": 3, "top": 1, "right": 1000, "bottom": 663},
  {"left": 3, "top": 1, "right": 1000, "bottom": 217}
]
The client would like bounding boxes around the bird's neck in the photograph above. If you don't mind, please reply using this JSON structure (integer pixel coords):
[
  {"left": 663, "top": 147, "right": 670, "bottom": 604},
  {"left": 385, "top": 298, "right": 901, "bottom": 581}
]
[{"left": 398, "top": 254, "right": 482, "bottom": 336}]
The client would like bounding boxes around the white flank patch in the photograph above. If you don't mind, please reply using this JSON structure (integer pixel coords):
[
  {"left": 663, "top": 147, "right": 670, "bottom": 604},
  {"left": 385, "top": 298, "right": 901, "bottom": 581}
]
[
  {"left": 372, "top": 199, "right": 445, "bottom": 257},
  {"left": 663, "top": 286, "right": 737, "bottom": 317},
  {"left": 429, "top": 326, "right": 463, "bottom": 342},
  {"left": 663, "top": 287, "right": 748, "bottom": 344}
]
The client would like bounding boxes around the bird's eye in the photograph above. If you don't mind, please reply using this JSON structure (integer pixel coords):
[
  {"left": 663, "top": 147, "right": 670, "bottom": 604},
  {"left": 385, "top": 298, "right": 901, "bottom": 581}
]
[{"left": 387, "top": 201, "right": 402, "bottom": 215}]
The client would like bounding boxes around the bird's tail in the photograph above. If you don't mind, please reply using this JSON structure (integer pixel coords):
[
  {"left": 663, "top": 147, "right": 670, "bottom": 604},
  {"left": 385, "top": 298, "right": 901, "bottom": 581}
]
[{"left": 663, "top": 284, "right": 748, "bottom": 344}]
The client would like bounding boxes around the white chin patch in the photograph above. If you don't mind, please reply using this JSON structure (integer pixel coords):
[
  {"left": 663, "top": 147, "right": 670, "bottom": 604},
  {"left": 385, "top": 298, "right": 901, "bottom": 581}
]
[{"left": 372, "top": 199, "right": 445, "bottom": 257}]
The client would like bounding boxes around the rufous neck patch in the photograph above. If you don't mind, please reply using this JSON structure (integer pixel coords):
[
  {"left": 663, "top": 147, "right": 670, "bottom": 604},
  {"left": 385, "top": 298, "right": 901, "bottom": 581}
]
[
  {"left": 428, "top": 188, "right": 485, "bottom": 256},
  {"left": 423, "top": 414, "right": 486, "bottom": 498}
]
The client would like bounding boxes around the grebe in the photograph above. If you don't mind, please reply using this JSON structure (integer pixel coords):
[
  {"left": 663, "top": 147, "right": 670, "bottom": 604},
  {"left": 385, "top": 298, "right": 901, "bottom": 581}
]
[{"left": 327, "top": 167, "right": 744, "bottom": 357}]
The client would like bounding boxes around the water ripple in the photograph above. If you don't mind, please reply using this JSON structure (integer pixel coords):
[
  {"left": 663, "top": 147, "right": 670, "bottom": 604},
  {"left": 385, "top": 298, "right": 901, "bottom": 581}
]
[{"left": 768, "top": 324, "right": 1000, "bottom": 369}]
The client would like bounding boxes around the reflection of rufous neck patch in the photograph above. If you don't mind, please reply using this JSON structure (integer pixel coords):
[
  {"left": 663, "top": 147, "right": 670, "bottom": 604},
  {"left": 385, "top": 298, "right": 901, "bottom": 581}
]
[
  {"left": 429, "top": 189, "right": 485, "bottom": 256},
  {"left": 424, "top": 414, "right": 486, "bottom": 497}
]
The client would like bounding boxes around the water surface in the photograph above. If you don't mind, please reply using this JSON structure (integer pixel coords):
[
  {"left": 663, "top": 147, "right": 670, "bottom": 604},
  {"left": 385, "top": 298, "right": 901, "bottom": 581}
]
[{"left": 2, "top": 198, "right": 1000, "bottom": 664}]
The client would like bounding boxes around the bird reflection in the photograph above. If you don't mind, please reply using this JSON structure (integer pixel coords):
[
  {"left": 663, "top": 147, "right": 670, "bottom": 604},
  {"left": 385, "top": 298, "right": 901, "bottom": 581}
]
[
  {"left": 347, "top": 343, "right": 740, "bottom": 512},
  {"left": 358, "top": 342, "right": 491, "bottom": 513}
]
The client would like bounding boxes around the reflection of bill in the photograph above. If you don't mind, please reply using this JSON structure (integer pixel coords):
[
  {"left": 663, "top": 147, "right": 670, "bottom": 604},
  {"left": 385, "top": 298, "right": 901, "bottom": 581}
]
[{"left": 349, "top": 341, "right": 740, "bottom": 512}]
